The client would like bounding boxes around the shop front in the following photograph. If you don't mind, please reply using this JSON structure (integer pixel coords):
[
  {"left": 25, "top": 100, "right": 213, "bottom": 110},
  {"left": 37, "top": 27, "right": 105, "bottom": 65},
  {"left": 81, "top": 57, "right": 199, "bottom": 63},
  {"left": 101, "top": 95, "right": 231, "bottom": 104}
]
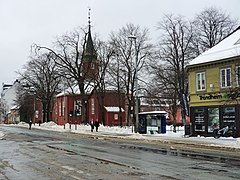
[{"left": 190, "top": 105, "right": 240, "bottom": 137}]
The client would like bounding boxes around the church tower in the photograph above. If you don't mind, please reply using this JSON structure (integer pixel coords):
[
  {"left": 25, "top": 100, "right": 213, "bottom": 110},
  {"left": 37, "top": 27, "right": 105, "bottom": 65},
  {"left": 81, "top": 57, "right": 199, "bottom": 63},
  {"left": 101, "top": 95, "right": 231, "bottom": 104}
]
[{"left": 82, "top": 8, "right": 99, "bottom": 80}]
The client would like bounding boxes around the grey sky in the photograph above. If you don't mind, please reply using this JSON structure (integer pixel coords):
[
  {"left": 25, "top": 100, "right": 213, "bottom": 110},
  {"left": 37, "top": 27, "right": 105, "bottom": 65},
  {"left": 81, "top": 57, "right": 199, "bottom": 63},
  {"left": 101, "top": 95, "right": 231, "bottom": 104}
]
[{"left": 0, "top": 0, "right": 239, "bottom": 84}]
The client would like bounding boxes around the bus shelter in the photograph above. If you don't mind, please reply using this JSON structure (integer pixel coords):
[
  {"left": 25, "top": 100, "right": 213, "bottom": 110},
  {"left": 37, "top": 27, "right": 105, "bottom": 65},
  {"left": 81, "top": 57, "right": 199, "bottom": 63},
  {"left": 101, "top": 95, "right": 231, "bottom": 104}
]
[{"left": 138, "top": 111, "right": 167, "bottom": 134}]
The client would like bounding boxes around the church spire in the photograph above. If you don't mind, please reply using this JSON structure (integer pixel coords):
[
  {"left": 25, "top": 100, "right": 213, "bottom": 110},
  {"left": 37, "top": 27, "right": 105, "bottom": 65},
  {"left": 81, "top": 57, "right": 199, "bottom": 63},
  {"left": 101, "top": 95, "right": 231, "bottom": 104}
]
[
  {"left": 84, "top": 8, "right": 97, "bottom": 59},
  {"left": 88, "top": 7, "right": 91, "bottom": 30}
]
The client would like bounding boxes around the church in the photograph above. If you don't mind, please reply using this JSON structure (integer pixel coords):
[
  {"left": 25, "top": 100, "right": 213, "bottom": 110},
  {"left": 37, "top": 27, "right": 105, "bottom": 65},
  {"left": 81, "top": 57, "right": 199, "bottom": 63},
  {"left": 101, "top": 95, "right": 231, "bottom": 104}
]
[{"left": 51, "top": 21, "right": 126, "bottom": 127}]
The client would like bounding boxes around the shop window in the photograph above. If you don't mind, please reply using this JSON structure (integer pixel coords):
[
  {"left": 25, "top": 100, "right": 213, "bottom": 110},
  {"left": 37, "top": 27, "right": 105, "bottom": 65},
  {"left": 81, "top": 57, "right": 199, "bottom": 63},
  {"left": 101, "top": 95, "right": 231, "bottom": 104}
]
[
  {"left": 196, "top": 72, "right": 206, "bottom": 91},
  {"left": 194, "top": 108, "right": 205, "bottom": 131},
  {"left": 222, "top": 107, "right": 235, "bottom": 130},
  {"left": 220, "top": 68, "right": 231, "bottom": 88},
  {"left": 208, "top": 108, "right": 219, "bottom": 132}
]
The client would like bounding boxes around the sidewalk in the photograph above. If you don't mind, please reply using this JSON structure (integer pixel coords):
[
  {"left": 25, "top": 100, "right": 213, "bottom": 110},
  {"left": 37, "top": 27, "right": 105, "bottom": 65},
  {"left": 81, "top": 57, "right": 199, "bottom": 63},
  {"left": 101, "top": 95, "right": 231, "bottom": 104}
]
[
  {"left": 98, "top": 131, "right": 240, "bottom": 151},
  {"left": 1, "top": 122, "right": 240, "bottom": 151}
]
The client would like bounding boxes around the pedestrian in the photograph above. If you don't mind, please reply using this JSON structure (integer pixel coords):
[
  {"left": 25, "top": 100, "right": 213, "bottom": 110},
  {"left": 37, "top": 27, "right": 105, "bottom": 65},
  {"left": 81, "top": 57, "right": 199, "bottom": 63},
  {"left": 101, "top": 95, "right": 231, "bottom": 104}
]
[
  {"left": 38, "top": 120, "right": 41, "bottom": 126},
  {"left": 29, "top": 120, "right": 32, "bottom": 130},
  {"left": 90, "top": 120, "right": 94, "bottom": 132},
  {"left": 95, "top": 120, "right": 99, "bottom": 132}
]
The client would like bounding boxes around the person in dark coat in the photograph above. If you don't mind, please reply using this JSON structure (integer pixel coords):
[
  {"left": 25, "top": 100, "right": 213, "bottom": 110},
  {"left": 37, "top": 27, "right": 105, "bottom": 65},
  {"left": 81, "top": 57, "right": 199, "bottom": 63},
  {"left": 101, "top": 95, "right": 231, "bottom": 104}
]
[
  {"left": 94, "top": 120, "right": 100, "bottom": 132},
  {"left": 90, "top": 120, "right": 94, "bottom": 132},
  {"left": 29, "top": 120, "right": 32, "bottom": 130},
  {"left": 38, "top": 120, "right": 41, "bottom": 126}
]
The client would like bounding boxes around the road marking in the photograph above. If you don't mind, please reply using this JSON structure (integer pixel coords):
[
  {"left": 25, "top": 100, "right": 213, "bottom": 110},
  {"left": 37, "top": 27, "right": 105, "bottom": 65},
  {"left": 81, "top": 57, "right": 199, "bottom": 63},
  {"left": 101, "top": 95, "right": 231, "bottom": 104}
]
[
  {"left": 61, "top": 165, "right": 75, "bottom": 171},
  {"left": 61, "top": 169, "right": 84, "bottom": 180},
  {"left": 69, "top": 174, "right": 83, "bottom": 180},
  {"left": 77, "top": 170, "right": 84, "bottom": 174}
]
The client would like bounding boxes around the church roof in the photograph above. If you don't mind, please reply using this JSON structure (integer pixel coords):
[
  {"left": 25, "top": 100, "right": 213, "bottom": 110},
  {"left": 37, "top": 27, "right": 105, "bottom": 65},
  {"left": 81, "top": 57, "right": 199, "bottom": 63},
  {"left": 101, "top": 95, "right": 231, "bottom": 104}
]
[{"left": 188, "top": 26, "right": 240, "bottom": 67}]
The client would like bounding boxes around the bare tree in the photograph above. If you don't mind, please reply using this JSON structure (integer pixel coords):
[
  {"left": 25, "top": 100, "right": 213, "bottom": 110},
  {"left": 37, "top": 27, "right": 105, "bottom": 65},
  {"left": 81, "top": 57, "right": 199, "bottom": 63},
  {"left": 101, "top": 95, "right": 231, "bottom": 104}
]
[
  {"left": 16, "top": 84, "right": 35, "bottom": 123},
  {"left": 193, "top": 7, "right": 238, "bottom": 54},
  {"left": 94, "top": 40, "right": 115, "bottom": 125},
  {"left": 17, "top": 53, "right": 61, "bottom": 123},
  {"left": 155, "top": 14, "right": 194, "bottom": 128},
  {"left": 33, "top": 26, "right": 111, "bottom": 124},
  {"left": 149, "top": 64, "right": 179, "bottom": 132},
  {"left": 106, "top": 53, "right": 127, "bottom": 127},
  {"left": 109, "top": 23, "right": 153, "bottom": 126}
]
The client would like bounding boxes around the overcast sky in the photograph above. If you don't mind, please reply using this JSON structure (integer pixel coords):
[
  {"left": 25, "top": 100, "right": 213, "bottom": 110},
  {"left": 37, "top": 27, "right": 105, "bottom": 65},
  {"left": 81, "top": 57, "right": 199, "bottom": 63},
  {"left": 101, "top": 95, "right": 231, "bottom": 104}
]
[{"left": 0, "top": 0, "right": 239, "bottom": 85}]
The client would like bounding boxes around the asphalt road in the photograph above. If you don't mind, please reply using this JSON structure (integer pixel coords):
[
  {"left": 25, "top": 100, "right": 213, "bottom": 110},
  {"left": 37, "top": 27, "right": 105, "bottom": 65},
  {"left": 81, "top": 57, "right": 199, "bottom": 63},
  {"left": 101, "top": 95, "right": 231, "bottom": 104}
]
[{"left": 0, "top": 126, "right": 240, "bottom": 180}]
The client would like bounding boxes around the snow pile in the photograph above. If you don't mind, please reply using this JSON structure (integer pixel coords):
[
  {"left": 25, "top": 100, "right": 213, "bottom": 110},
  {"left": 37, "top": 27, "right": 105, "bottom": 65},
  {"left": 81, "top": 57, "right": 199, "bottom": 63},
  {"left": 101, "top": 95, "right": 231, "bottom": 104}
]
[
  {"left": 0, "top": 131, "right": 4, "bottom": 139},
  {"left": 18, "top": 121, "right": 28, "bottom": 126},
  {"left": 235, "top": 138, "right": 240, "bottom": 147},
  {"left": 39, "top": 122, "right": 134, "bottom": 134},
  {"left": 41, "top": 121, "right": 58, "bottom": 127},
  {"left": 98, "top": 125, "right": 133, "bottom": 134}
]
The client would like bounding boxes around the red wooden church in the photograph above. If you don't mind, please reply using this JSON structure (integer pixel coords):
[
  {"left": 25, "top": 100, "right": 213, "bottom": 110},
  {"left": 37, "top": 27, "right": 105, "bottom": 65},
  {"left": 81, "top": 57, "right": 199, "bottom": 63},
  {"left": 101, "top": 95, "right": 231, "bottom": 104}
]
[{"left": 52, "top": 24, "right": 126, "bottom": 126}]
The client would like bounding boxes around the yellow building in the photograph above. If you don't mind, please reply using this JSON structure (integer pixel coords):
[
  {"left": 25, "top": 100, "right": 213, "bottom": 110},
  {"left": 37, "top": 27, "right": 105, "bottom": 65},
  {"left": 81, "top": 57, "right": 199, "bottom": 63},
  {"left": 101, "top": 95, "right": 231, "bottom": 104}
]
[{"left": 187, "top": 26, "right": 240, "bottom": 137}]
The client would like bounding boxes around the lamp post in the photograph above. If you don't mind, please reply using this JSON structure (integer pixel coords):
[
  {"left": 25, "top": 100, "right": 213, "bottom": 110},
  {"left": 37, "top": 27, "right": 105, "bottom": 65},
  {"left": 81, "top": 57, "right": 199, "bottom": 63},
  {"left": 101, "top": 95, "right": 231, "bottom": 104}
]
[{"left": 128, "top": 35, "right": 139, "bottom": 133}]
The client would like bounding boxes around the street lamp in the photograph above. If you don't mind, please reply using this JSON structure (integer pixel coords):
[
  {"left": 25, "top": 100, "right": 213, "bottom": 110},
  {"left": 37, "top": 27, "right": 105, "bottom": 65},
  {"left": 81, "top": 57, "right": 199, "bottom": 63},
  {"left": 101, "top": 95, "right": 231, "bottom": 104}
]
[{"left": 128, "top": 35, "right": 139, "bottom": 133}]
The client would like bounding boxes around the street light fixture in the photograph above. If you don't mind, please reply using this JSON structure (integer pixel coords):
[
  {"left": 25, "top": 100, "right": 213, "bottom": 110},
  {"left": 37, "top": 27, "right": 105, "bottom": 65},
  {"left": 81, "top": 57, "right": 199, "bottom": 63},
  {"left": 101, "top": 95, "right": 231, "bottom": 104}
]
[{"left": 128, "top": 35, "right": 139, "bottom": 133}]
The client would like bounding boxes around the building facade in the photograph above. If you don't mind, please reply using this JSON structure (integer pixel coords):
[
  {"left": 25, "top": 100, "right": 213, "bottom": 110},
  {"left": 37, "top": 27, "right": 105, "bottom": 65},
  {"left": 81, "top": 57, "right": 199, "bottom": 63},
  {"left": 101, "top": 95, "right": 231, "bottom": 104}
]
[
  {"left": 53, "top": 91, "right": 126, "bottom": 126},
  {"left": 0, "top": 80, "right": 20, "bottom": 123},
  {"left": 187, "top": 26, "right": 240, "bottom": 137}
]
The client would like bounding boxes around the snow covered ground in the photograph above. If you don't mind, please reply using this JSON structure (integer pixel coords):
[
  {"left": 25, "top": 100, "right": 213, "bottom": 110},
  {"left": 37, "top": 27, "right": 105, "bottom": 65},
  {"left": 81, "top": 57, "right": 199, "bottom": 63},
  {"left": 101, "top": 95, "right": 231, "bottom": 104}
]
[
  {"left": 0, "top": 131, "right": 4, "bottom": 139},
  {"left": 1, "top": 121, "right": 240, "bottom": 149}
]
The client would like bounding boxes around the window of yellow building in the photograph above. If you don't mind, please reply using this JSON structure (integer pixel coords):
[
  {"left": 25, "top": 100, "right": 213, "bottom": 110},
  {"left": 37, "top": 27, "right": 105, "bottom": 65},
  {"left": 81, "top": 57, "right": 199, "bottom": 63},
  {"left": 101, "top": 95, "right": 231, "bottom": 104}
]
[
  {"left": 220, "top": 68, "right": 231, "bottom": 88},
  {"left": 196, "top": 72, "right": 206, "bottom": 91}
]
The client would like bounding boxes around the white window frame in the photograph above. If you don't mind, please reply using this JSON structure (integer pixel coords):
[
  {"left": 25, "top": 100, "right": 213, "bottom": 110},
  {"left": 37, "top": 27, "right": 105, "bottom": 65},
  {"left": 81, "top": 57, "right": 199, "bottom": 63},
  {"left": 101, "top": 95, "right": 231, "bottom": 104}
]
[
  {"left": 59, "top": 100, "right": 62, "bottom": 116},
  {"left": 91, "top": 98, "right": 95, "bottom": 114},
  {"left": 196, "top": 72, "right": 206, "bottom": 91},
  {"left": 74, "top": 100, "right": 82, "bottom": 115},
  {"left": 236, "top": 65, "right": 240, "bottom": 87},
  {"left": 114, "top": 114, "right": 118, "bottom": 120},
  {"left": 60, "top": 98, "right": 65, "bottom": 116},
  {"left": 220, "top": 68, "right": 232, "bottom": 88}
]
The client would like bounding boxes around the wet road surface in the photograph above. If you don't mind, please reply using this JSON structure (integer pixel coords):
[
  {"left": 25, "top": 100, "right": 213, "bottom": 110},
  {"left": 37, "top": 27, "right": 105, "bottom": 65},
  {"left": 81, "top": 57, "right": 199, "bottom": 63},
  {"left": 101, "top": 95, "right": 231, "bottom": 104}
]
[{"left": 0, "top": 125, "right": 240, "bottom": 180}]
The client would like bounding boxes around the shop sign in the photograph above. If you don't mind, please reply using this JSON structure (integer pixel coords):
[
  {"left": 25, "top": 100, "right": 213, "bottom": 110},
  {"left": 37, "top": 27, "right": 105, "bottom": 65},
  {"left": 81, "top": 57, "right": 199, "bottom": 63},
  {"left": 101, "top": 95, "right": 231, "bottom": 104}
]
[
  {"left": 199, "top": 94, "right": 222, "bottom": 100},
  {"left": 199, "top": 92, "right": 240, "bottom": 101}
]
